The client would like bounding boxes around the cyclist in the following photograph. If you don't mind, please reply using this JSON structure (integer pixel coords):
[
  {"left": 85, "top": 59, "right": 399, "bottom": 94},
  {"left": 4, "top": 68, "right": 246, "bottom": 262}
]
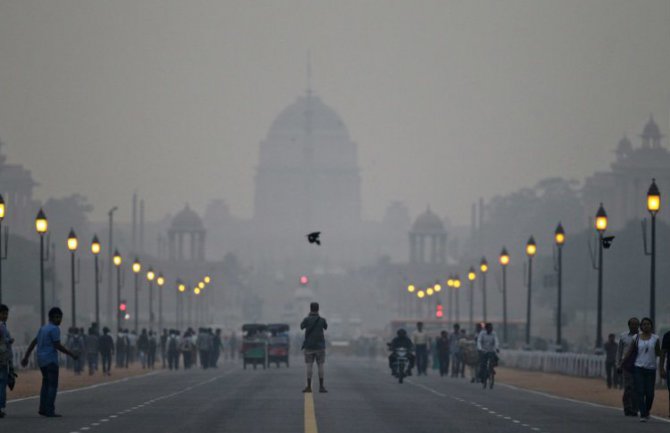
[{"left": 476, "top": 322, "right": 499, "bottom": 387}]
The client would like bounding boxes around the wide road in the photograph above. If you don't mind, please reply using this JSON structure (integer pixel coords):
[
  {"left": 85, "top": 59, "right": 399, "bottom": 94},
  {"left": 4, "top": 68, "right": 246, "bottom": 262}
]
[{"left": 4, "top": 357, "right": 669, "bottom": 432}]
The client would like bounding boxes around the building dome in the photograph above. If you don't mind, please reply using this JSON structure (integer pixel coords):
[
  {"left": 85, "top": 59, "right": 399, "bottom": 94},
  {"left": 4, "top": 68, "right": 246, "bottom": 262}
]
[
  {"left": 615, "top": 135, "right": 633, "bottom": 159},
  {"left": 268, "top": 94, "right": 350, "bottom": 139},
  {"left": 170, "top": 204, "right": 204, "bottom": 231},
  {"left": 642, "top": 116, "right": 662, "bottom": 140},
  {"left": 411, "top": 206, "right": 445, "bottom": 233}
]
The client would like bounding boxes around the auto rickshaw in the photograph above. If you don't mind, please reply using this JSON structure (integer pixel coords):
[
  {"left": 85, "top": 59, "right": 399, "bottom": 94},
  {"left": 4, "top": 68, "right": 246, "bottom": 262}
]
[
  {"left": 267, "top": 324, "right": 290, "bottom": 368},
  {"left": 241, "top": 324, "right": 268, "bottom": 369}
]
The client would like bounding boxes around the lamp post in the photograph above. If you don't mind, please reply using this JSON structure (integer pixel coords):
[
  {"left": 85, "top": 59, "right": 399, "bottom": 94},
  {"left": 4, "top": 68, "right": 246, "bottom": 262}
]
[
  {"left": 107, "top": 206, "right": 117, "bottom": 327},
  {"left": 91, "top": 235, "right": 102, "bottom": 327},
  {"left": 177, "top": 281, "right": 186, "bottom": 329},
  {"left": 447, "top": 275, "right": 454, "bottom": 323},
  {"left": 480, "top": 257, "right": 488, "bottom": 322},
  {"left": 157, "top": 273, "right": 165, "bottom": 333},
  {"left": 67, "top": 229, "right": 78, "bottom": 327},
  {"left": 525, "top": 236, "right": 537, "bottom": 348},
  {"left": 146, "top": 267, "right": 155, "bottom": 330},
  {"left": 132, "top": 258, "right": 141, "bottom": 332},
  {"left": 0, "top": 195, "right": 5, "bottom": 304},
  {"left": 468, "top": 267, "right": 476, "bottom": 331},
  {"left": 194, "top": 286, "right": 201, "bottom": 323},
  {"left": 35, "top": 209, "right": 48, "bottom": 325},
  {"left": 453, "top": 275, "right": 461, "bottom": 323},
  {"left": 595, "top": 203, "right": 608, "bottom": 349},
  {"left": 113, "top": 250, "right": 122, "bottom": 333},
  {"left": 554, "top": 223, "right": 565, "bottom": 348},
  {"left": 499, "top": 247, "right": 510, "bottom": 344},
  {"left": 647, "top": 179, "right": 660, "bottom": 325}
]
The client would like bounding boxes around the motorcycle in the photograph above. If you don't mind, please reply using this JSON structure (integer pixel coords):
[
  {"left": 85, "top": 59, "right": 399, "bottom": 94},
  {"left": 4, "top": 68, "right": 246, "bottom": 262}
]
[{"left": 391, "top": 347, "right": 410, "bottom": 384}]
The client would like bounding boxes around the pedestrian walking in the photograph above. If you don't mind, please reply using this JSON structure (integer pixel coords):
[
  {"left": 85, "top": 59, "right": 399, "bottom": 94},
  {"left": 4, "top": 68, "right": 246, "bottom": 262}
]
[
  {"left": 412, "top": 321, "right": 428, "bottom": 376},
  {"left": 616, "top": 317, "right": 639, "bottom": 417},
  {"left": 99, "top": 327, "right": 114, "bottom": 376},
  {"left": 21, "top": 307, "right": 78, "bottom": 418},
  {"left": 148, "top": 331, "right": 158, "bottom": 369},
  {"left": 167, "top": 330, "right": 180, "bottom": 370},
  {"left": 0, "top": 304, "right": 15, "bottom": 418},
  {"left": 449, "top": 324, "right": 462, "bottom": 378},
  {"left": 300, "top": 302, "right": 328, "bottom": 393},
  {"left": 115, "top": 330, "right": 127, "bottom": 368},
  {"left": 137, "top": 329, "right": 149, "bottom": 369},
  {"left": 660, "top": 328, "right": 670, "bottom": 418},
  {"left": 210, "top": 329, "right": 223, "bottom": 368},
  {"left": 85, "top": 327, "right": 99, "bottom": 375},
  {"left": 436, "top": 331, "right": 450, "bottom": 377},
  {"left": 160, "top": 329, "right": 168, "bottom": 369},
  {"left": 604, "top": 333, "right": 618, "bottom": 389},
  {"left": 623, "top": 317, "right": 661, "bottom": 423}
]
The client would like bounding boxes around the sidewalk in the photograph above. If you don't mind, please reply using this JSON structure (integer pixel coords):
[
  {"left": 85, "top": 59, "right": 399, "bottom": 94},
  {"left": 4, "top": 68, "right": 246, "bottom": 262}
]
[
  {"left": 496, "top": 367, "right": 670, "bottom": 419},
  {"left": 7, "top": 364, "right": 157, "bottom": 400}
]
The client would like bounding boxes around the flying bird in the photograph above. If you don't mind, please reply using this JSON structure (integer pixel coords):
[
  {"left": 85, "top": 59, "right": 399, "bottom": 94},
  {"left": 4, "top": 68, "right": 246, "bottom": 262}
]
[
  {"left": 602, "top": 236, "right": 615, "bottom": 249},
  {"left": 307, "top": 232, "right": 321, "bottom": 246}
]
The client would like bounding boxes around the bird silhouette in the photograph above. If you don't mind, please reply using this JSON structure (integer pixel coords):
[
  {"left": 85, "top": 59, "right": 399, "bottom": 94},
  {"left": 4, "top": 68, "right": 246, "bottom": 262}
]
[
  {"left": 307, "top": 232, "right": 321, "bottom": 246},
  {"left": 602, "top": 236, "right": 615, "bottom": 249}
]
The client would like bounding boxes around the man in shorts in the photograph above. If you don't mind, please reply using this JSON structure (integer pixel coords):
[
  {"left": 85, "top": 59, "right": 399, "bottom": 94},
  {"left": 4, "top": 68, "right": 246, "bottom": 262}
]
[{"left": 300, "top": 302, "right": 328, "bottom": 393}]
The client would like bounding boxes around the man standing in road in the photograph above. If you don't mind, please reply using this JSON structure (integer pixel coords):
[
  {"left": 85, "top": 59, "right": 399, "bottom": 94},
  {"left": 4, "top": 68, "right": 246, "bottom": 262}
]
[
  {"left": 603, "top": 333, "right": 618, "bottom": 389},
  {"left": 301, "top": 302, "right": 328, "bottom": 393},
  {"left": 21, "top": 307, "right": 78, "bottom": 417},
  {"left": 0, "top": 304, "right": 15, "bottom": 418},
  {"left": 412, "top": 321, "right": 428, "bottom": 376},
  {"left": 616, "top": 317, "right": 639, "bottom": 417},
  {"left": 660, "top": 327, "right": 670, "bottom": 418}
]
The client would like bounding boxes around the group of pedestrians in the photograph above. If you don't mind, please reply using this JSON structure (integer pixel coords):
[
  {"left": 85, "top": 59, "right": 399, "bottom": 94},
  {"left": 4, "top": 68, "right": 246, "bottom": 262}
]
[{"left": 612, "top": 316, "right": 670, "bottom": 422}]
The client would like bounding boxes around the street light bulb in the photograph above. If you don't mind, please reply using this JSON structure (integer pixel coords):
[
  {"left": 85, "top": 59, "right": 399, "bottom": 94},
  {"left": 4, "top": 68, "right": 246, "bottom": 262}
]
[
  {"left": 426, "top": 287, "right": 434, "bottom": 296},
  {"left": 0, "top": 195, "right": 5, "bottom": 221},
  {"left": 157, "top": 275, "right": 165, "bottom": 286},
  {"left": 204, "top": 276, "right": 211, "bottom": 284},
  {"left": 147, "top": 269, "right": 155, "bottom": 281},
  {"left": 447, "top": 278, "right": 454, "bottom": 287},
  {"left": 499, "top": 247, "right": 510, "bottom": 266},
  {"left": 555, "top": 223, "right": 565, "bottom": 246},
  {"left": 407, "top": 284, "right": 416, "bottom": 293},
  {"left": 526, "top": 236, "right": 537, "bottom": 257},
  {"left": 417, "top": 290, "right": 425, "bottom": 298},
  {"left": 113, "top": 250, "right": 122, "bottom": 267},
  {"left": 194, "top": 287, "right": 201, "bottom": 295},
  {"left": 468, "top": 270, "right": 476, "bottom": 281},
  {"left": 67, "top": 229, "right": 78, "bottom": 251},
  {"left": 595, "top": 203, "right": 608, "bottom": 232},
  {"left": 480, "top": 257, "right": 488, "bottom": 273},
  {"left": 178, "top": 284, "right": 186, "bottom": 293},
  {"left": 198, "top": 281, "right": 205, "bottom": 289},
  {"left": 132, "top": 259, "right": 141, "bottom": 274},
  {"left": 647, "top": 179, "right": 660, "bottom": 214},
  {"left": 35, "top": 209, "right": 48, "bottom": 234},
  {"left": 434, "top": 283, "right": 442, "bottom": 292},
  {"left": 91, "top": 235, "right": 101, "bottom": 255},
  {"left": 454, "top": 279, "right": 461, "bottom": 289}
]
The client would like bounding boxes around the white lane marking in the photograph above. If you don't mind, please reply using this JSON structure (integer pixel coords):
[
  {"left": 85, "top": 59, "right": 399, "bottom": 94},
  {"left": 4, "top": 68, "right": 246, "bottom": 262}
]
[
  {"left": 91, "top": 422, "right": 100, "bottom": 426},
  {"left": 7, "top": 371, "right": 162, "bottom": 404},
  {"left": 497, "top": 383, "right": 670, "bottom": 424}
]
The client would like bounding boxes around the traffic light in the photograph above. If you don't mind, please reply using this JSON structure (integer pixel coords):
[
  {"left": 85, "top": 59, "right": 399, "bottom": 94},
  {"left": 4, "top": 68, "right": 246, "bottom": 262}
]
[
  {"left": 299, "top": 275, "right": 309, "bottom": 286},
  {"left": 435, "top": 304, "right": 444, "bottom": 318},
  {"left": 119, "top": 300, "right": 127, "bottom": 312}
]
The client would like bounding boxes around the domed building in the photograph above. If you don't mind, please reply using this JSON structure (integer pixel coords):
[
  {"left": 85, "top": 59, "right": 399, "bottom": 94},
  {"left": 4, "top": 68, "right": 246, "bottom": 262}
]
[
  {"left": 168, "top": 204, "right": 206, "bottom": 262},
  {"left": 253, "top": 90, "right": 361, "bottom": 234},
  {"left": 409, "top": 206, "right": 447, "bottom": 264}
]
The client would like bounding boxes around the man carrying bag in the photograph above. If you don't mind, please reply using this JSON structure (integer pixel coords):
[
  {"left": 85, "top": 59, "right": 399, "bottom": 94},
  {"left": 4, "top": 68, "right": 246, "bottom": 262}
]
[{"left": 300, "top": 302, "right": 328, "bottom": 393}]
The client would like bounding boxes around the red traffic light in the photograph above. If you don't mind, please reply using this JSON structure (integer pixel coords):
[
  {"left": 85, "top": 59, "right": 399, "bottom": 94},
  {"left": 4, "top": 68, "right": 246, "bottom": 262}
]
[
  {"left": 299, "top": 275, "right": 309, "bottom": 285},
  {"left": 119, "top": 302, "right": 127, "bottom": 312},
  {"left": 436, "top": 304, "right": 443, "bottom": 318}
]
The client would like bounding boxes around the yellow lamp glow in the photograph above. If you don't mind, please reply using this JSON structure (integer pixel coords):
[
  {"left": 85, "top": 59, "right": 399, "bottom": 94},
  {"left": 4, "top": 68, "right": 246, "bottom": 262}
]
[
  {"left": 194, "top": 287, "right": 201, "bottom": 295},
  {"left": 67, "top": 229, "right": 78, "bottom": 251},
  {"left": 0, "top": 195, "right": 5, "bottom": 221},
  {"left": 35, "top": 209, "right": 48, "bottom": 234},
  {"left": 426, "top": 287, "right": 434, "bottom": 296},
  {"left": 156, "top": 274, "right": 165, "bottom": 287},
  {"left": 526, "top": 236, "right": 537, "bottom": 257},
  {"left": 198, "top": 281, "right": 205, "bottom": 289},
  {"left": 454, "top": 278, "right": 461, "bottom": 289},
  {"left": 407, "top": 284, "right": 416, "bottom": 293},
  {"left": 648, "top": 179, "right": 660, "bottom": 215},
  {"left": 417, "top": 290, "right": 425, "bottom": 298},
  {"left": 434, "top": 283, "right": 442, "bottom": 292},
  {"left": 499, "top": 247, "right": 510, "bottom": 266},
  {"left": 447, "top": 278, "right": 454, "bottom": 287},
  {"left": 113, "top": 250, "right": 122, "bottom": 267},
  {"left": 595, "top": 203, "right": 608, "bottom": 232},
  {"left": 146, "top": 268, "right": 155, "bottom": 281},
  {"left": 132, "top": 258, "right": 141, "bottom": 274},
  {"left": 91, "top": 235, "right": 101, "bottom": 255},
  {"left": 468, "top": 268, "right": 476, "bottom": 281},
  {"left": 555, "top": 223, "right": 565, "bottom": 246},
  {"left": 480, "top": 257, "right": 488, "bottom": 273},
  {"left": 204, "top": 276, "right": 211, "bottom": 284},
  {"left": 178, "top": 283, "right": 186, "bottom": 293}
]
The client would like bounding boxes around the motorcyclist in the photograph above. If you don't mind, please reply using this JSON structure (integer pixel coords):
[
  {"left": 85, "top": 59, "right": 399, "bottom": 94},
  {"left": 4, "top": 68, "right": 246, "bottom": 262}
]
[{"left": 388, "top": 329, "right": 415, "bottom": 376}]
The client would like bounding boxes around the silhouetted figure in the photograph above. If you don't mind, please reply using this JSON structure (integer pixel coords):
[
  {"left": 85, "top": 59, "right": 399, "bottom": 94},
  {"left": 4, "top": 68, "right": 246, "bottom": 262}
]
[
  {"left": 99, "top": 327, "right": 114, "bottom": 376},
  {"left": 307, "top": 232, "right": 321, "bottom": 245}
]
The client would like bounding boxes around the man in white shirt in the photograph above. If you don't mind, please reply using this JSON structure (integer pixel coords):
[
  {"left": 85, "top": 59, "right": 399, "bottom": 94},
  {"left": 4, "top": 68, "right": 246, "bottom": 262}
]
[{"left": 412, "top": 322, "right": 428, "bottom": 376}]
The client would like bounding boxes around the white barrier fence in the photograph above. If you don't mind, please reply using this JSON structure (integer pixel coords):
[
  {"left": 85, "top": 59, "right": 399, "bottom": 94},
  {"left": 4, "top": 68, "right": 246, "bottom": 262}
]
[{"left": 500, "top": 350, "right": 607, "bottom": 378}]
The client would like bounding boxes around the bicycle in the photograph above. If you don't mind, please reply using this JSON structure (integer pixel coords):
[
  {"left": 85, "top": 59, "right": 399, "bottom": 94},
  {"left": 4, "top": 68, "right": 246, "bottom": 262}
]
[{"left": 480, "top": 352, "right": 497, "bottom": 389}]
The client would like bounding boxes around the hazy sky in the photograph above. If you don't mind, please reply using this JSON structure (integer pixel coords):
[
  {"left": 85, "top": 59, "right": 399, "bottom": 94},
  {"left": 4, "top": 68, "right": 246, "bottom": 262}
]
[{"left": 0, "top": 0, "right": 668, "bottom": 225}]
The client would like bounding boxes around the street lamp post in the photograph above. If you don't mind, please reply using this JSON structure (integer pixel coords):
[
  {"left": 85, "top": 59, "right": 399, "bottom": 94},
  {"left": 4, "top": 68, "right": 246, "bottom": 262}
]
[
  {"left": 0, "top": 195, "right": 5, "bottom": 304},
  {"left": 67, "top": 229, "right": 78, "bottom": 327},
  {"left": 447, "top": 275, "right": 454, "bottom": 323},
  {"left": 525, "top": 236, "right": 537, "bottom": 348},
  {"left": 647, "top": 179, "right": 660, "bottom": 325},
  {"left": 480, "top": 257, "right": 488, "bottom": 322},
  {"left": 453, "top": 275, "right": 461, "bottom": 323},
  {"left": 35, "top": 209, "right": 48, "bottom": 325},
  {"left": 468, "top": 267, "right": 476, "bottom": 332},
  {"left": 595, "top": 203, "right": 608, "bottom": 349},
  {"left": 113, "top": 250, "right": 122, "bottom": 333},
  {"left": 554, "top": 223, "right": 565, "bottom": 348},
  {"left": 132, "top": 258, "right": 141, "bottom": 333},
  {"left": 177, "top": 281, "right": 186, "bottom": 329},
  {"left": 146, "top": 268, "right": 155, "bottom": 330},
  {"left": 91, "top": 235, "right": 102, "bottom": 327},
  {"left": 499, "top": 247, "right": 510, "bottom": 345},
  {"left": 157, "top": 273, "right": 165, "bottom": 333},
  {"left": 107, "top": 206, "right": 118, "bottom": 328}
]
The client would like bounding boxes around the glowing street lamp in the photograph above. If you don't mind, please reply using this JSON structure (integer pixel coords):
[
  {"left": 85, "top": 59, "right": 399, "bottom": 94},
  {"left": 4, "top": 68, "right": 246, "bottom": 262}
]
[
  {"left": 35, "top": 209, "right": 48, "bottom": 325},
  {"left": 407, "top": 284, "right": 416, "bottom": 293},
  {"left": 647, "top": 179, "right": 660, "bottom": 325},
  {"left": 157, "top": 273, "right": 165, "bottom": 332},
  {"left": 499, "top": 247, "right": 510, "bottom": 344},
  {"left": 113, "top": 250, "right": 122, "bottom": 332},
  {"left": 594, "top": 203, "right": 607, "bottom": 348},
  {"left": 417, "top": 290, "right": 425, "bottom": 299},
  {"left": 91, "top": 235, "right": 102, "bottom": 326},
  {"left": 147, "top": 267, "right": 155, "bottom": 329},
  {"left": 204, "top": 276, "right": 211, "bottom": 284},
  {"left": 132, "top": 258, "right": 141, "bottom": 332},
  {"left": 480, "top": 257, "right": 488, "bottom": 322},
  {"left": 0, "top": 195, "right": 5, "bottom": 305},
  {"left": 67, "top": 229, "right": 78, "bottom": 327},
  {"left": 468, "top": 266, "right": 476, "bottom": 331},
  {"left": 555, "top": 223, "right": 565, "bottom": 348},
  {"left": 426, "top": 287, "right": 434, "bottom": 296},
  {"left": 525, "top": 236, "right": 537, "bottom": 347}
]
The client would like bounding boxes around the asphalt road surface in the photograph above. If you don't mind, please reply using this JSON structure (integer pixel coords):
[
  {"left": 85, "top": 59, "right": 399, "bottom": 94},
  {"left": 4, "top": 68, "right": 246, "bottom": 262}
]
[{"left": 4, "top": 357, "right": 669, "bottom": 433}]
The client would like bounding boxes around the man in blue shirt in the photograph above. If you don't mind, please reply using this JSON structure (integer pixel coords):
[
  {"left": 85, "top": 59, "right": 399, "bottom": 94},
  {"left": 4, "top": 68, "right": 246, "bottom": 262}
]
[
  {"left": 21, "top": 307, "right": 78, "bottom": 417},
  {"left": 0, "top": 304, "right": 15, "bottom": 418}
]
